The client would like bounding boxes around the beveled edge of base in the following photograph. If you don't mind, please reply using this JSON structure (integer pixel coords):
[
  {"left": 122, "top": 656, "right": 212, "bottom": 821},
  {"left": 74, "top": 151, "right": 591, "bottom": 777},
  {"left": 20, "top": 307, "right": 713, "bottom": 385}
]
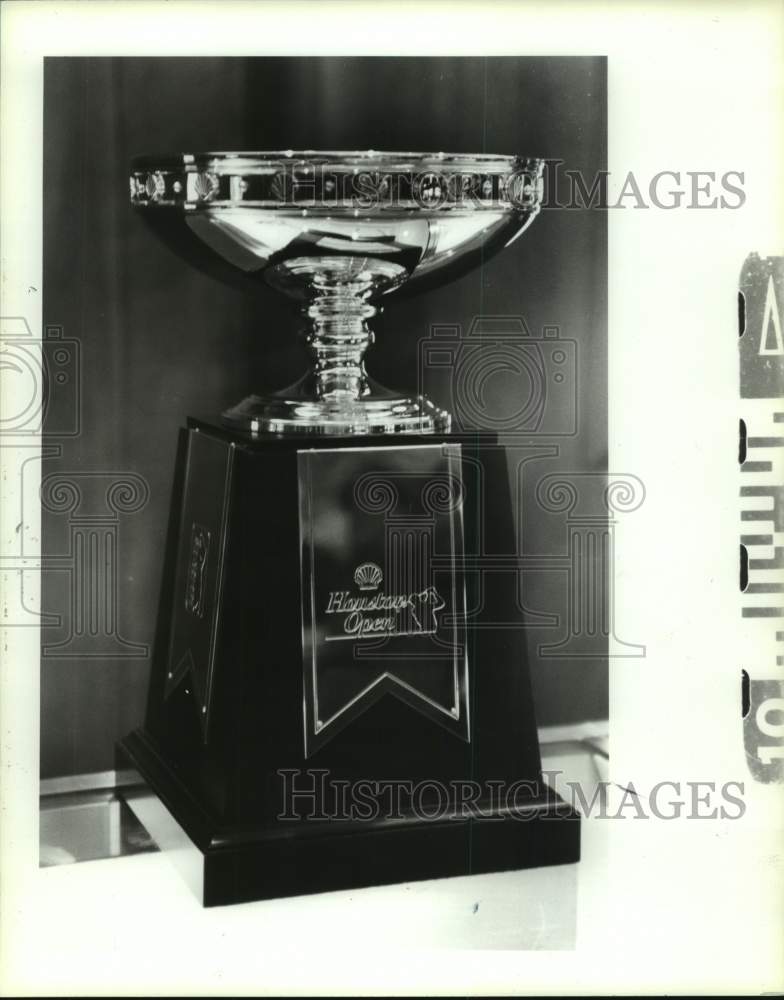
[{"left": 118, "top": 728, "right": 581, "bottom": 907}]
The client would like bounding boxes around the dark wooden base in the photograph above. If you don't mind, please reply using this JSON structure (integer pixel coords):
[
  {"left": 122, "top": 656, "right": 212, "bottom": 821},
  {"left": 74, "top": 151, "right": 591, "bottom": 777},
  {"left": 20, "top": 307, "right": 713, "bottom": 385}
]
[
  {"left": 119, "top": 417, "right": 580, "bottom": 906},
  {"left": 119, "top": 729, "right": 580, "bottom": 908}
]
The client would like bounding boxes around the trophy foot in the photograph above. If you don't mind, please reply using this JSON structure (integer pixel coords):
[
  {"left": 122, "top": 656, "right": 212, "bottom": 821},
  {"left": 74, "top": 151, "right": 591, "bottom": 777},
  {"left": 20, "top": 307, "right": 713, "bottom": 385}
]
[{"left": 222, "top": 377, "right": 451, "bottom": 436}]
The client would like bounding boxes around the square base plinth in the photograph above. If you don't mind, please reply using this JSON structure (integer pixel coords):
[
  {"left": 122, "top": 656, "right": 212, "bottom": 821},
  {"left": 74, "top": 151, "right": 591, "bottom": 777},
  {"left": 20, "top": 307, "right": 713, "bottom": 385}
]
[{"left": 119, "top": 731, "right": 581, "bottom": 908}]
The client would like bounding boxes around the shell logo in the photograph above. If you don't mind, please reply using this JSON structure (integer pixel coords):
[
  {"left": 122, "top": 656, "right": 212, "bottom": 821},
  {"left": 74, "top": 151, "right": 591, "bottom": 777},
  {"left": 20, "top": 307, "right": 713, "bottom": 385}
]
[{"left": 353, "top": 562, "right": 383, "bottom": 592}]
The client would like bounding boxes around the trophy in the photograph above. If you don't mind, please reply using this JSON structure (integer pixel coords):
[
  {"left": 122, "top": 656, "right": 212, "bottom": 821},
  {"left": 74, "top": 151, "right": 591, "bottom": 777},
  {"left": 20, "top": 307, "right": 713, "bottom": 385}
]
[
  {"left": 127, "top": 150, "right": 545, "bottom": 434},
  {"left": 119, "top": 152, "right": 580, "bottom": 906}
]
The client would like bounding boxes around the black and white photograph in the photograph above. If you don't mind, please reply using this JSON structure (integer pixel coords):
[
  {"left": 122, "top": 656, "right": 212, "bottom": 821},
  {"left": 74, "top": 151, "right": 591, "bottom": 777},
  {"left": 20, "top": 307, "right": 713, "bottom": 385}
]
[{"left": 1, "top": 1, "right": 782, "bottom": 995}]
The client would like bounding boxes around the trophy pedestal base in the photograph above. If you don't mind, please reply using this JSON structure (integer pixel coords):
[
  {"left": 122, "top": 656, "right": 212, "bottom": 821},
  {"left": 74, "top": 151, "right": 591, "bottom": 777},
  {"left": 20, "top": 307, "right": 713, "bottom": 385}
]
[
  {"left": 221, "top": 376, "right": 451, "bottom": 435},
  {"left": 118, "top": 729, "right": 580, "bottom": 908},
  {"left": 120, "top": 416, "right": 580, "bottom": 906}
]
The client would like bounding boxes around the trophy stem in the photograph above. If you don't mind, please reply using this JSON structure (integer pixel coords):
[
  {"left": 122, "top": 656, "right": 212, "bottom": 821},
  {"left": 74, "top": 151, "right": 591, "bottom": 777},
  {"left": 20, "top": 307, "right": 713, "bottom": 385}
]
[
  {"left": 221, "top": 257, "right": 451, "bottom": 434},
  {"left": 304, "top": 292, "right": 375, "bottom": 400}
]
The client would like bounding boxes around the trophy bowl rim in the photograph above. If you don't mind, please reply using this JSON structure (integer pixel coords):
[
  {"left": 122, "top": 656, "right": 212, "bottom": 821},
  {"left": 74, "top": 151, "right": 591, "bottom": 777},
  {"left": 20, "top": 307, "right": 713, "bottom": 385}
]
[
  {"left": 129, "top": 151, "right": 545, "bottom": 214},
  {"left": 130, "top": 150, "right": 544, "bottom": 174}
]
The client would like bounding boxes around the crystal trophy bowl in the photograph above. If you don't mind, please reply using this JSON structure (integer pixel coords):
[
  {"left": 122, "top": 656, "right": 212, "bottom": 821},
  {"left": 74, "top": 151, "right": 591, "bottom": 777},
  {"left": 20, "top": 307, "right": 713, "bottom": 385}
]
[{"left": 130, "top": 151, "right": 544, "bottom": 435}]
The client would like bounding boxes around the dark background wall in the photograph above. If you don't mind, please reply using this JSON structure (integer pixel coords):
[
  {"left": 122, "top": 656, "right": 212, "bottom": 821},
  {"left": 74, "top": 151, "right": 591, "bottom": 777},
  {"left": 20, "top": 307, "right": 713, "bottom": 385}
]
[{"left": 41, "top": 56, "right": 607, "bottom": 778}]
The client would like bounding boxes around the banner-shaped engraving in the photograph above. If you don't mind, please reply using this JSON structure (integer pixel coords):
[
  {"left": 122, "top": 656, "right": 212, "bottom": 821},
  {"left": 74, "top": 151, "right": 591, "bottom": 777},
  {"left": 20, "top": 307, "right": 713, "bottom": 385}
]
[
  {"left": 185, "top": 523, "right": 211, "bottom": 618},
  {"left": 298, "top": 444, "right": 469, "bottom": 757},
  {"left": 165, "top": 431, "right": 234, "bottom": 741}
]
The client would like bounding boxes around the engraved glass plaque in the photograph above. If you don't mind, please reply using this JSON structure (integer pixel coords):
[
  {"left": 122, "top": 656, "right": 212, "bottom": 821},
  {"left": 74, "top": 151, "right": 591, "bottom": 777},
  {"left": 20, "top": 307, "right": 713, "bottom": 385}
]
[
  {"left": 298, "top": 444, "right": 469, "bottom": 756},
  {"left": 164, "top": 431, "right": 235, "bottom": 738}
]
